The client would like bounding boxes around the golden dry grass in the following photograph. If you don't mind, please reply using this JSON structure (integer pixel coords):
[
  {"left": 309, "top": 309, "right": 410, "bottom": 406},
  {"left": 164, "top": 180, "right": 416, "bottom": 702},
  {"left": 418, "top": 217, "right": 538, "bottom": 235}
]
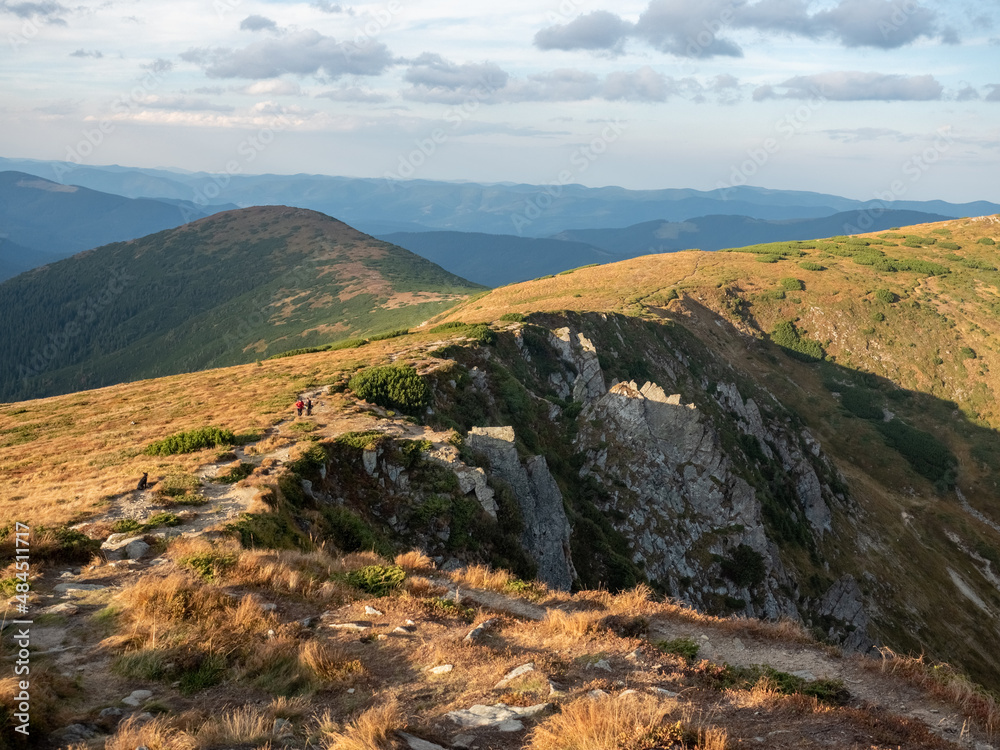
[
  {"left": 394, "top": 549, "right": 436, "bottom": 574},
  {"left": 868, "top": 648, "right": 1000, "bottom": 733},
  {"left": 320, "top": 697, "right": 403, "bottom": 750},
  {"left": 195, "top": 706, "right": 273, "bottom": 746},
  {"left": 0, "top": 330, "right": 450, "bottom": 527},
  {"left": 528, "top": 692, "right": 679, "bottom": 750},
  {"left": 538, "top": 608, "right": 602, "bottom": 640},
  {"left": 298, "top": 639, "right": 364, "bottom": 681},
  {"left": 401, "top": 575, "right": 447, "bottom": 598},
  {"left": 106, "top": 715, "right": 197, "bottom": 750},
  {"left": 449, "top": 563, "right": 516, "bottom": 591},
  {"left": 102, "top": 571, "right": 277, "bottom": 659}
]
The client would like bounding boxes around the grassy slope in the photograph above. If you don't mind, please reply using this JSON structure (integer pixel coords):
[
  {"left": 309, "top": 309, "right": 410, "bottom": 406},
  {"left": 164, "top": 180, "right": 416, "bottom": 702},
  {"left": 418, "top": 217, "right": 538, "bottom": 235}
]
[
  {"left": 4, "top": 214, "right": 1000, "bottom": 693},
  {"left": 0, "top": 205, "right": 483, "bottom": 402},
  {"left": 434, "top": 214, "right": 1000, "bottom": 689}
]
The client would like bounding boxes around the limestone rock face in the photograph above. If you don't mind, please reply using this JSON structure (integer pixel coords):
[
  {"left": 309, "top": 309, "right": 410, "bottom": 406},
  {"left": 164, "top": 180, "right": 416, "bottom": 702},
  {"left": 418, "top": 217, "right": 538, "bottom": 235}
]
[
  {"left": 820, "top": 575, "right": 875, "bottom": 653},
  {"left": 466, "top": 426, "right": 576, "bottom": 590},
  {"left": 548, "top": 327, "right": 606, "bottom": 403},
  {"left": 579, "top": 379, "right": 799, "bottom": 620}
]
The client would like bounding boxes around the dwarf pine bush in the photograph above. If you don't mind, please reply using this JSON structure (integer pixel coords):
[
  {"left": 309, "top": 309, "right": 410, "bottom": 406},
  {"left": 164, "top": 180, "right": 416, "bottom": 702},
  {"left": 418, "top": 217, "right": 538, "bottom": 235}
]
[{"left": 348, "top": 365, "right": 430, "bottom": 414}]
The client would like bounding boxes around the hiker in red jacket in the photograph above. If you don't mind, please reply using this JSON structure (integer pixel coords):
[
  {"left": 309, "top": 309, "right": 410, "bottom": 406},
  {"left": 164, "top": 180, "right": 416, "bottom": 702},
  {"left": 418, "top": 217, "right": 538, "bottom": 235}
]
[{"left": 295, "top": 398, "right": 304, "bottom": 417}]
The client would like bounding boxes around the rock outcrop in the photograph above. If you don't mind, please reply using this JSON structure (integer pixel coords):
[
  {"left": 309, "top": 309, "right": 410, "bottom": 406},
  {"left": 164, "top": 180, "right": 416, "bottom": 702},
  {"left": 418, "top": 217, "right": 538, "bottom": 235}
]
[{"left": 465, "top": 426, "right": 577, "bottom": 590}]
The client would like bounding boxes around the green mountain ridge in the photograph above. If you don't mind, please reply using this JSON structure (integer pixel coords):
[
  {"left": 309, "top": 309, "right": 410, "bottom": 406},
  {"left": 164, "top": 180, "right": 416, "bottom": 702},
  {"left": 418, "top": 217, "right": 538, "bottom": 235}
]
[
  {"left": 0, "top": 205, "right": 483, "bottom": 402},
  {"left": 0, "top": 170, "right": 231, "bottom": 281}
]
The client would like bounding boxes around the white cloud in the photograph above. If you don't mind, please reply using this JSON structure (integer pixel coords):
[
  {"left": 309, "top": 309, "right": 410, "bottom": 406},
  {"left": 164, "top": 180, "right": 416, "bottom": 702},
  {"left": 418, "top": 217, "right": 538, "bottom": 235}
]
[
  {"left": 602, "top": 67, "right": 674, "bottom": 102},
  {"left": 404, "top": 53, "right": 507, "bottom": 91},
  {"left": 240, "top": 80, "right": 302, "bottom": 96},
  {"left": 0, "top": 0, "right": 68, "bottom": 24},
  {"left": 133, "top": 95, "right": 234, "bottom": 113},
  {"left": 534, "top": 11, "right": 634, "bottom": 53},
  {"left": 533, "top": 0, "right": 950, "bottom": 58},
  {"left": 760, "top": 71, "right": 943, "bottom": 101},
  {"left": 316, "top": 85, "right": 388, "bottom": 102},
  {"left": 185, "top": 30, "right": 394, "bottom": 80},
  {"left": 239, "top": 15, "right": 279, "bottom": 33}
]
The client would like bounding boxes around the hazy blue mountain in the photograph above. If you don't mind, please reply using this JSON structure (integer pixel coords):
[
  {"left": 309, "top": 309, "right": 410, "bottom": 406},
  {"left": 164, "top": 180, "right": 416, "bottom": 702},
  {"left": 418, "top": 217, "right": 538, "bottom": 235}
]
[
  {"left": 0, "top": 171, "right": 232, "bottom": 281},
  {"left": 2, "top": 157, "right": 996, "bottom": 238},
  {"left": 551, "top": 210, "right": 956, "bottom": 256},
  {"left": 0, "top": 237, "right": 59, "bottom": 282},
  {"left": 377, "top": 231, "right": 615, "bottom": 286}
]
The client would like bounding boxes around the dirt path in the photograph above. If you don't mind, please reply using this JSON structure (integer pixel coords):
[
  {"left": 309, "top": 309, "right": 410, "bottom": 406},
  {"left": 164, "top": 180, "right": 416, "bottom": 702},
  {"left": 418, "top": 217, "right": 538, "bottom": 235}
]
[
  {"left": 649, "top": 618, "right": 991, "bottom": 748},
  {"left": 90, "top": 381, "right": 460, "bottom": 540},
  {"left": 423, "top": 580, "right": 995, "bottom": 750}
]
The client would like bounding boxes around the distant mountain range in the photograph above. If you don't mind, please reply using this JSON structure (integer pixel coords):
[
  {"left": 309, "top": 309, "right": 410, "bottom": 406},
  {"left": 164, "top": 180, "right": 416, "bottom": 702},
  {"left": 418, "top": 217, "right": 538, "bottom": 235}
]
[
  {"left": 0, "top": 170, "right": 232, "bottom": 282},
  {"left": 549, "top": 209, "right": 956, "bottom": 256},
  {"left": 0, "top": 206, "right": 482, "bottom": 401},
  {"left": 377, "top": 232, "right": 616, "bottom": 287},
  {"left": 2, "top": 157, "right": 997, "bottom": 238},
  {"left": 380, "top": 210, "right": 954, "bottom": 286}
]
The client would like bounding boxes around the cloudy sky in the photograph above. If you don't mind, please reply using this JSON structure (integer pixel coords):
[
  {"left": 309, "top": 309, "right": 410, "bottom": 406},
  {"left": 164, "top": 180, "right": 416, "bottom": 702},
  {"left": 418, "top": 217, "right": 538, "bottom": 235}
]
[{"left": 2, "top": 0, "right": 998, "bottom": 202}]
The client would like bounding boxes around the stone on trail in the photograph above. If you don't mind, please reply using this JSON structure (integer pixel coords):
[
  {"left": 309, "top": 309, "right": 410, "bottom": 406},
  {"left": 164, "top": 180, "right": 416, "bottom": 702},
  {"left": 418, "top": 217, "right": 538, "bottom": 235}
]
[
  {"left": 398, "top": 731, "right": 448, "bottom": 750},
  {"left": 121, "top": 689, "right": 153, "bottom": 707},
  {"left": 446, "top": 702, "right": 551, "bottom": 732},
  {"left": 494, "top": 662, "right": 534, "bottom": 689}
]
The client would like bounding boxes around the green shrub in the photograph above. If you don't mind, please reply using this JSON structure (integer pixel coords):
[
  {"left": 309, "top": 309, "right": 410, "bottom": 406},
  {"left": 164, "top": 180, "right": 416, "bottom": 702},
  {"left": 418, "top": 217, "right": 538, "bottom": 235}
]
[
  {"left": 178, "top": 652, "right": 227, "bottom": 695},
  {"left": 977, "top": 237, "right": 996, "bottom": 245},
  {"left": 111, "top": 519, "right": 141, "bottom": 534},
  {"left": 322, "top": 506, "right": 387, "bottom": 555},
  {"left": 769, "top": 321, "right": 824, "bottom": 362},
  {"left": 144, "top": 427, "right": 236, "bottom": 456},
  {"left": 499, "top": 313, "right": 525, "bottom": 322},
  {"left": 960, "top": 347, "right": 977, "bottom": 360},
  {"left": 335, "top": 431, "right": 385, "bottom": 450},
  {"left": 227, "top": 513, "right": 305, "bottom": 550},
  {"left": 27, "top": 526, "right": 101, "bottom": 564},
  {"left": 368, "top": 329, "right": 410, "bottom": 342},
  {"left": 961, "top": 258, "right": 997, "bottom": 271},
  {"left": 871, "top": 311, "right": 885, "bottom": 323},
  {"left": 158, "top": 472, "right": 201, "bottom": 497},
  {"left": 719, "top": 544, "right": 766, "bottom": 588},
  {"left": 780, "top": 277, "right": 804, "bottom": 291},
  {"left": 110, "top": 513, "right": 180, "bottom": 535},
  {"left": 430, "top": 321, "right": 468, "bottom": 332},
  {"left": 709, "top": 665, "right": 850, "bottom": 705},
  {"left": 876, "top": 419, "right": 957, "bottom": 488},
  {"left": 799, "top": 262, "right": 826, "bottom": 271},
  {"left": 286, "top": 442, "right": 327, "bottom": 476},
  {"left": 468, "top": 324, "right": 498, "bottom": 345},
  {"left": 348, "top": 365, "right": 431, "bottom": 414},
  {"left": 874, "top": 289, "right": 896, "bottom": 304},
  {"left": 179, "top": 551, "right": 237, "bottom": 580},
  {"left": 215, "top": 462, "right": 255, "bottom": 484},
  {"left": 266, "top": 338, "right": 368, "bottom": 360},
  {"left": 345, "top": 564, "right": 405, "bottom": 596},
  {"left": 840, "top": 387, "right": 882, "bottom": 420},
  {"left": 938, "top": 241, "right": 961, "bottom": 250},
  {"left": 655, "top": 637, "right": 700, "bottom": 661}
]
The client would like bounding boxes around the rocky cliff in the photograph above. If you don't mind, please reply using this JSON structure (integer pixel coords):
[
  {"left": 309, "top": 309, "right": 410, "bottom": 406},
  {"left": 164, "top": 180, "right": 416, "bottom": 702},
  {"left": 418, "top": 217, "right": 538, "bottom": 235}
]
[{"left": 280, "top": 313, "right": 877, "bottom": 653}]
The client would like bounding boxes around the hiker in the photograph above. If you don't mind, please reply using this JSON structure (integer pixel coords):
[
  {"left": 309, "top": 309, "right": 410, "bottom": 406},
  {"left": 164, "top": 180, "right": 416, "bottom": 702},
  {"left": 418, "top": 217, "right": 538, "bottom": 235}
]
[
  {"left": 295, "top": 398, "right": 304, "bottom": 416},
  {"left": 306, "top": 398, "right": 313, "bottom": 416},
  {"left": 137, "top": 472, "right": 148, "bottom": 491}
]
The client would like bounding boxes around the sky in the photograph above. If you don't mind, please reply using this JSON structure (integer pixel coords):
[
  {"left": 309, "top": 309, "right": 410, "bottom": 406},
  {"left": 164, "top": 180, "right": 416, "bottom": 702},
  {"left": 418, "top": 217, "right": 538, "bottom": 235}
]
[{"left": 1, "top": 0, "right": 999, "bottom": 203}]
